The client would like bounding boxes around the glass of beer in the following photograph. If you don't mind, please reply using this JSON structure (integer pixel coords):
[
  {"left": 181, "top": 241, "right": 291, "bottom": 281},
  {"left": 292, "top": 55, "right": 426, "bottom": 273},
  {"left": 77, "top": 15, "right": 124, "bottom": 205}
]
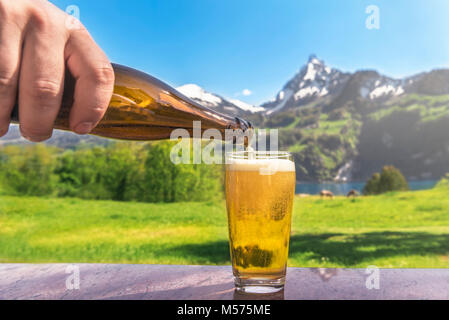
[{"left": 225, "top": 151, "right": 295, "bottom": 293}]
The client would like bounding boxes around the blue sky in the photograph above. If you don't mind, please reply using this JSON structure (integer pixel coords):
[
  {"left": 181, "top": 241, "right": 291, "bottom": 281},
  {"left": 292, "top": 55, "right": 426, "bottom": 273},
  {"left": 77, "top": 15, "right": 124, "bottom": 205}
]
[{"left": 50, "top": 0, "right": 449, "bottom": 105}]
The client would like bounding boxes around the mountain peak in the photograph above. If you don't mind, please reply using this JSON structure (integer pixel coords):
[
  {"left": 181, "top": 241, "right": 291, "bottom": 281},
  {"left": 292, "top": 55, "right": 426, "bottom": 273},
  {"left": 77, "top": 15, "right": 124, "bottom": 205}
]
[
  {"left": 263, "top": 55, "right": 350, "bottom": 113},
  {"left": 307, "top": 54, "right": 322, "bottom": 65},
  {"left": 302, "top": 56, "right": 331, "bottom": 82},
  {"left": 177, "top": 84, "right": 222, "bottom": 107},
  {"left": 176, "top": 84, "right": 264, "bottom": 114}
]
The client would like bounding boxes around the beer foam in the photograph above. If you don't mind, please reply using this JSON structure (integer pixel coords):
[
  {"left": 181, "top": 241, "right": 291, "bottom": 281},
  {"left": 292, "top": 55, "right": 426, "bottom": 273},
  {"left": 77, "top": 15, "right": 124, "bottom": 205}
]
[{"left": 227, "top": 158, "right": 295, "bottom": 173}]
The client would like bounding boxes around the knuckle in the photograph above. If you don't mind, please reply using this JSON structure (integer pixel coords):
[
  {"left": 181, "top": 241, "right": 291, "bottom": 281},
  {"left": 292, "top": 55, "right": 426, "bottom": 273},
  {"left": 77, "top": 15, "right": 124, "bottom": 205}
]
[
  {"left": 89, "top": 65, "right": 115, "bottom": 88},
  {"left": 28, "top": 6, "right": 51, "bottom": 31},
  {"left": 65, "top": 13, "right": 85, "bottom": 32},
  {"left": 0, "top": 71, "right": 16, "bottom": 93},
  {"left": 89, "top": 106, "right": 107, "bottom": 119},
  {"left": 68, "top": 25, "right": 90, "bottom": 40},
  {"left": 28, "top": 79, "right": 61, "bottom": 104},
  {"left": 76, "top": 104, "right": 106, "bottom": 124}
]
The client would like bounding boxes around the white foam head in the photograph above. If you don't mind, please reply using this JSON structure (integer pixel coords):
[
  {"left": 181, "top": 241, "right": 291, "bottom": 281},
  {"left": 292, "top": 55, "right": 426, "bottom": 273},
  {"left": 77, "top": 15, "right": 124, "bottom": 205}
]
[{"left": 227, "top": 158, "right": 295, "bottom": 175}]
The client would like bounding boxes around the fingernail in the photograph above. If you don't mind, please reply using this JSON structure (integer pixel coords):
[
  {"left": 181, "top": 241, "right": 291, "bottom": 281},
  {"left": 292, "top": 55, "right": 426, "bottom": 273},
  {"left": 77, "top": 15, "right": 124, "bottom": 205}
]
[
  {"left": 22, "top": 133, "right": 52, "bottom": 142},
  {"left": 19, "top": 126, "right": 53, "bottom": 142},
  {"left": 74, "top": 122, "right": 94, "bottom": 135}
]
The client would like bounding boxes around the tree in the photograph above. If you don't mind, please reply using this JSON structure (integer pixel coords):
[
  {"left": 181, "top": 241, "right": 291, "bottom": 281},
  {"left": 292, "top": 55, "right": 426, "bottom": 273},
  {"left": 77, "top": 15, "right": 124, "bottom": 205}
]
[
  {"left": 0, "top": 144, "right": 58, "bottom": 196},
  {"left": 54, "top": 142, "right": 146, "bottom": 201},
  {"left": 363, "top": 166, "right": 408, "bottom": 195},
  {"left": 378, "top": 166, "right": 409, "bottom": 193},
  {"left": 363, "top": 172, "right": 381, "bottom": 195},
  {"left": 0, "top": 141, "right": 224, "bottom": 203},
  {"left": 143, "top": 141, "right": 223, "bottom": 203}
]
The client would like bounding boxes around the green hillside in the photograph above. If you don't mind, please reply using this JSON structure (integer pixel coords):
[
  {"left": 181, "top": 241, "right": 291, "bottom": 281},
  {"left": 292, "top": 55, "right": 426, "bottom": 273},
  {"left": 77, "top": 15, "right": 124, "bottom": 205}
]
[
  {"left": 250, "top": 93, "right": 449, "bottom": 182},
  {"left": 1, "top": 183, "right": 449, "bottom": 268}
]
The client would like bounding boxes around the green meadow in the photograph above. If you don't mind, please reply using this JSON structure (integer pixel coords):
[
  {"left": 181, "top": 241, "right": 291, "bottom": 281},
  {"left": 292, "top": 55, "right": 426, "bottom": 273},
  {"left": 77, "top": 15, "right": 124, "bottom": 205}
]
[{"left": 1, "top": 185, "right": 449, "bottom": 268}]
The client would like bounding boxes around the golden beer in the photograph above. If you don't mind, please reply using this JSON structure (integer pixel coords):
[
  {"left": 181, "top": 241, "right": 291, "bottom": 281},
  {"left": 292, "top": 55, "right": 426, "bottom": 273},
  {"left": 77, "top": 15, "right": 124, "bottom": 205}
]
[{"left": 225, "top": 152, "right": 295, "bottom": 293}]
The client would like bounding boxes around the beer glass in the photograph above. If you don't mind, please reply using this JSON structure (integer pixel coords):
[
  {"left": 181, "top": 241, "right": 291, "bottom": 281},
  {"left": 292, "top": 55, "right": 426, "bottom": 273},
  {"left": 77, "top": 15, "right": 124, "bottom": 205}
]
[{"left": 225, "top": 151, "right": 295, "bottom": 293}]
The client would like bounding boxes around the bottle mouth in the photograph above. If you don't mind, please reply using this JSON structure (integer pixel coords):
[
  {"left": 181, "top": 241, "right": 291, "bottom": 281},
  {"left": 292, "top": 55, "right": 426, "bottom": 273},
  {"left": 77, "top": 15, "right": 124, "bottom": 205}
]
[{"left": 234, "top": 117, "right": 253, "bottom": 132}]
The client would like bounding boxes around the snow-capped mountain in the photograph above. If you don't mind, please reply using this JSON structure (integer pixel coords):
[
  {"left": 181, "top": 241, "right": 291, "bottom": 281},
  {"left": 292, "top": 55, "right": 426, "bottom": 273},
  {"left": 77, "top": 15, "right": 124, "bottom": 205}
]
[
  {"left": 175, "top": 55, "right": 449, "bottom": 117},
  {"left": 261, "top": 54, "right": 447, "bottom": 114},
  {"left": 263, "top": 55, "right": 351, "bottom": 114},
  {"left": 176, "top": 84, "right": 264, "bottom": 116},
  {"left": 359, "top": 75, "right": 404, "bottom": 100},
  {"left": 173, "top": 55, "right": 427, "bottom": 117}
]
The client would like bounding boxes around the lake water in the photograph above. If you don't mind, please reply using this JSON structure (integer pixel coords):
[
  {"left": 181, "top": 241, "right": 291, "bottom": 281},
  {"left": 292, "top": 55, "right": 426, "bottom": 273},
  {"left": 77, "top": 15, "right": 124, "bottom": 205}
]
[{"left": 295, "top": 180, "right": 438, "bottom": 195}]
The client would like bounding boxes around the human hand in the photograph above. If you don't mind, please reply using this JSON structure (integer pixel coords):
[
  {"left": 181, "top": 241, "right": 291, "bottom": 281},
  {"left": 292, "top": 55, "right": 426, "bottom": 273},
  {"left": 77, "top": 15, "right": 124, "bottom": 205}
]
[{"left": 0, "top": 0, "right": 114, "bottom": 141}]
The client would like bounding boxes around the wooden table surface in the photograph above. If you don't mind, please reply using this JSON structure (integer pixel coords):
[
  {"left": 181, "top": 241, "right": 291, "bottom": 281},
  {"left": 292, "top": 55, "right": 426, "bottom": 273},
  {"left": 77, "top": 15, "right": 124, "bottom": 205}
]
[{"left": 0, "top": 264, "right": 448, "bottom": 300}]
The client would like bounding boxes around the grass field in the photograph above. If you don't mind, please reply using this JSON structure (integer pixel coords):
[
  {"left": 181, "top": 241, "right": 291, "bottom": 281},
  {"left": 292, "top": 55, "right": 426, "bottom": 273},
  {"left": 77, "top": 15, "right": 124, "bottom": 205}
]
[{"left": 1, "top": 187, "right": 449, "bottom": 268}]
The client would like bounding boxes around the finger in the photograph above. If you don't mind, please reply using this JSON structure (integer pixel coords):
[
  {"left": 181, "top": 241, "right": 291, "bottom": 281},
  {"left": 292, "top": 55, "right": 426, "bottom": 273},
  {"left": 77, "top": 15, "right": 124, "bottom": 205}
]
[
  {"left": 0, "top": 20, "right": 22, "bottom": 137},
  {"left": 65, "top": 28, "right": 114, "bottom": 135},
  {"left": 18, "top": 20, "right": 66, "bottom": 142}
]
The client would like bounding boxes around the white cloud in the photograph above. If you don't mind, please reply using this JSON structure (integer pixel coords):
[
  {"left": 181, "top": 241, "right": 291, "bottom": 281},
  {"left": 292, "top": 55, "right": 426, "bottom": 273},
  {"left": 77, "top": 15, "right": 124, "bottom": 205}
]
[{"left": 242, "top": 89, "right": 252, "bottom": 96}]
